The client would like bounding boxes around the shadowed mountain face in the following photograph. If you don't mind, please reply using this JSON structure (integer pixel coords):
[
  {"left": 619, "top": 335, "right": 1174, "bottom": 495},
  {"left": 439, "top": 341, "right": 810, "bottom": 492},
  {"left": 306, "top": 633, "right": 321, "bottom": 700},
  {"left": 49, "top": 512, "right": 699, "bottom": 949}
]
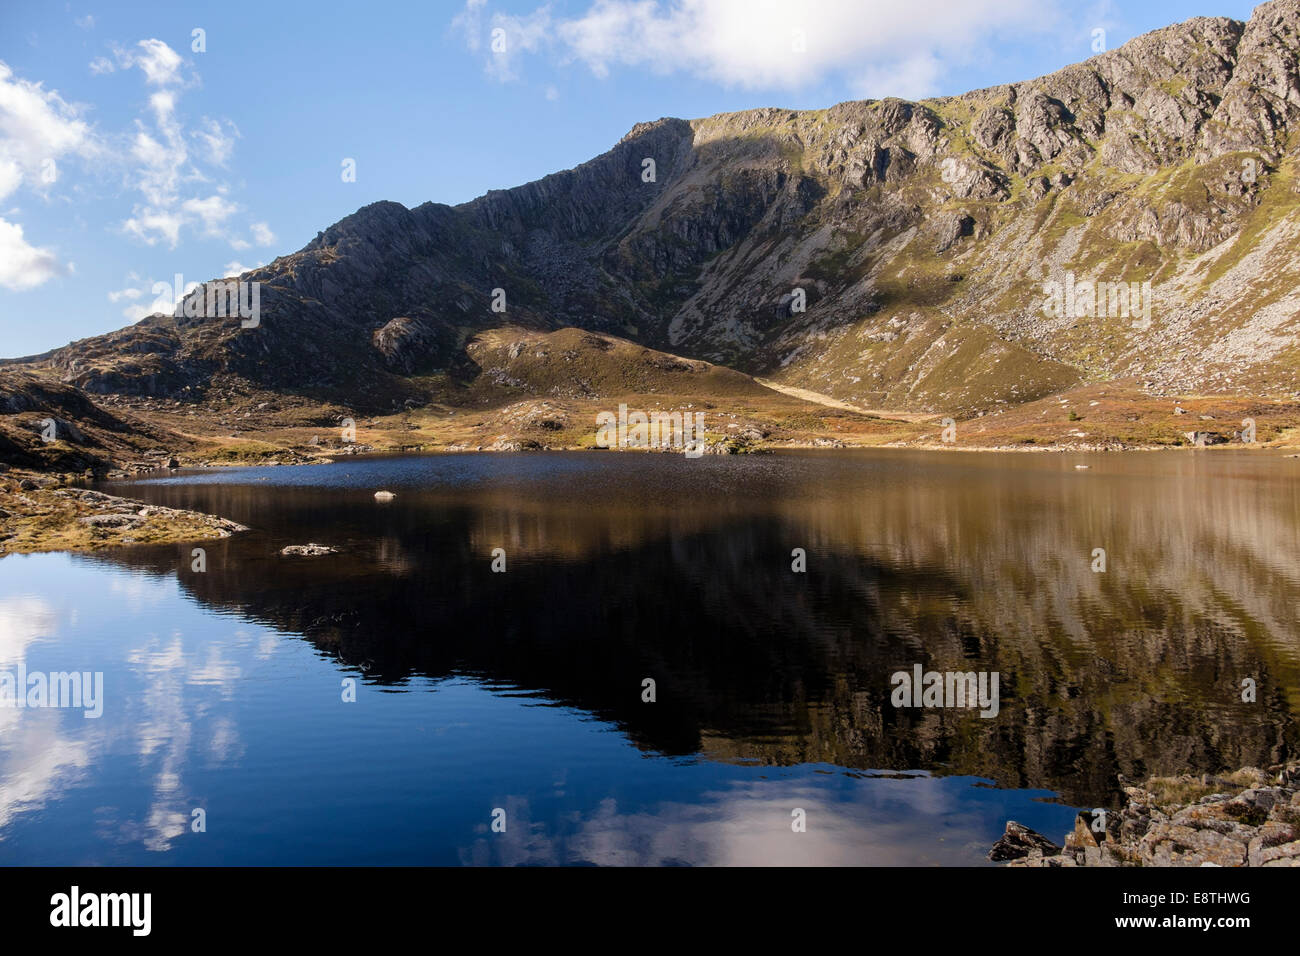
[
  {"left": 90, "top": 450, "right": 1300, "bottom": 807},
  {"left": 14, "top": 0, "right": 1300, "bottom": 416},
  {"left": 0, "top": 367, "right": 196, "bottom": 472}
]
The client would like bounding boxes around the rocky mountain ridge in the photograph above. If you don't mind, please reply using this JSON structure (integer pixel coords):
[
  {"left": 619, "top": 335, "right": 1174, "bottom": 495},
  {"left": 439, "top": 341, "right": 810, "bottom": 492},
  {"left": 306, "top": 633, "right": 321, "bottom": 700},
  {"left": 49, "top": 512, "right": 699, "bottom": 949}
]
[{"left": 8, "top": 0, "right": 1300, "bottom": 427}]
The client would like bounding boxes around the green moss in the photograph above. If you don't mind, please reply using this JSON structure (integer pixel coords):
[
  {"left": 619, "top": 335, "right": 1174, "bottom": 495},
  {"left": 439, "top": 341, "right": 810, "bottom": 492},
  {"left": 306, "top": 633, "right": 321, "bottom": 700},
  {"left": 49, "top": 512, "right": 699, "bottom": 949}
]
[{"left": 1159, "top": 77, "right": 1189, "bottom": 98}]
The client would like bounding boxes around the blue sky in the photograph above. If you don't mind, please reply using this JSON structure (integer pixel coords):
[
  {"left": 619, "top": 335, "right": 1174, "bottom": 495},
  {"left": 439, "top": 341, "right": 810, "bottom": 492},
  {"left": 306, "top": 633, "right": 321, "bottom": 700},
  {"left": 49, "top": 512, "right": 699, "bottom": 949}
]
[{"left": 0, "top": 0, "right": 1262, "bottom": 357}]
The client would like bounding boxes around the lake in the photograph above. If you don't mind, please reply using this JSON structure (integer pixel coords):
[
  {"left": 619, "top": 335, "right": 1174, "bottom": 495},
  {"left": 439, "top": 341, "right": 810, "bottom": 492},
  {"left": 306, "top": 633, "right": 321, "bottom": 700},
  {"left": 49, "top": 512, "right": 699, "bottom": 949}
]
[{"left": 1, "top": 448, "right": 1297, "bottom": 865}]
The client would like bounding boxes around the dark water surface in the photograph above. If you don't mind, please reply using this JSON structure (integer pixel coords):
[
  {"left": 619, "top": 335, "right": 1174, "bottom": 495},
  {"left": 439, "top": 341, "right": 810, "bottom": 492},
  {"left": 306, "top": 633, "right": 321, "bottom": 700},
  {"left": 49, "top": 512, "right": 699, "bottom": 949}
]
[{"left": 1, "top": 449, "right": 1297, "bottom": 865}]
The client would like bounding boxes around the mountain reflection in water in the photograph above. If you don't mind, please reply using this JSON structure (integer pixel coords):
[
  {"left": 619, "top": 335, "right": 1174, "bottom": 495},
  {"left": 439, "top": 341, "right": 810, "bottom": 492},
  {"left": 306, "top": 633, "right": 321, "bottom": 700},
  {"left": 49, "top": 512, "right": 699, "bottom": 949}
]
[{"left": 0, "top": 449, "right": 1295, "bottom": 864}]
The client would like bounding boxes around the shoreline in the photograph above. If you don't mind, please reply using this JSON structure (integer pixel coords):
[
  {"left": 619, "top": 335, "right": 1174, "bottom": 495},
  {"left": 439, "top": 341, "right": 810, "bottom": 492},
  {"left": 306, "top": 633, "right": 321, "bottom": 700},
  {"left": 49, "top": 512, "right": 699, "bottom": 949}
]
[
  {"left": 991, "top": 762, "right": 1300, "bottom": 867},
  {"left": 0, "top": 475, "right": 247, "bottom": 556},
  {"left": 2, "top": 439, "right": 1296, "bottom": 557},
  {"left": 181, "top": 436, "right": 1298, "bottom": 463}
]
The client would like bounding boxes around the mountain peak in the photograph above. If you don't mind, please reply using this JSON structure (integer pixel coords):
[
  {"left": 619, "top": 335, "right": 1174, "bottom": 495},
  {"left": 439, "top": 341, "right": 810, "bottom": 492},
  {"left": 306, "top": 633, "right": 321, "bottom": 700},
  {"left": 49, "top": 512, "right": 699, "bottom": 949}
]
[{"left": 11, "top": 0, "right": 1300, "bottom": 422}]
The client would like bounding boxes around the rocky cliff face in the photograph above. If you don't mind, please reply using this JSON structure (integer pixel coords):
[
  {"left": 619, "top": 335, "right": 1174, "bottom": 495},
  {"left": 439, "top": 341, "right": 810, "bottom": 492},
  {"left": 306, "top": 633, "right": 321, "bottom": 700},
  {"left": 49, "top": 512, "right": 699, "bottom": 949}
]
[{"left": 16, "top": 0, "right": 1300, "bottom": 415}]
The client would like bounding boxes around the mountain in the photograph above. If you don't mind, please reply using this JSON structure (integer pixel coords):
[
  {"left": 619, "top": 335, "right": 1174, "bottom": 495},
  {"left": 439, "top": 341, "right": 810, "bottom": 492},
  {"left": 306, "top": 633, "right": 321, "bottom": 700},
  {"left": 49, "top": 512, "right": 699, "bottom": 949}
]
[{"left": 7, "top": 0, "right": 1300, "bottom": 464}]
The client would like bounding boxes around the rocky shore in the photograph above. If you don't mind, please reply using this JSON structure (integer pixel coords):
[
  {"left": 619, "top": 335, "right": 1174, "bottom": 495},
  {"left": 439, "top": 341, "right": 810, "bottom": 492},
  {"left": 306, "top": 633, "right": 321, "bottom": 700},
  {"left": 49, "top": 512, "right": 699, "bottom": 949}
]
[
  {"left": 0, "top": 470, "right": 247, "bottom": 554},
  {"left": 991, "top": 762, "right": 1300, "bottom": 867}
]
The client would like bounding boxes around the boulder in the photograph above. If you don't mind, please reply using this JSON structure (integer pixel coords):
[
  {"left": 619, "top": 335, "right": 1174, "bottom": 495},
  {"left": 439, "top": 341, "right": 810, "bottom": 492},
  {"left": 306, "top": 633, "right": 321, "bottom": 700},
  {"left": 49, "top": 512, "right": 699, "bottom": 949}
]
[
  {"left": 989, "top": 822, "right": 1062, "bottom": 861},
  {"left": 995, "top": 760, "right": 1300, "bottom": 867}
]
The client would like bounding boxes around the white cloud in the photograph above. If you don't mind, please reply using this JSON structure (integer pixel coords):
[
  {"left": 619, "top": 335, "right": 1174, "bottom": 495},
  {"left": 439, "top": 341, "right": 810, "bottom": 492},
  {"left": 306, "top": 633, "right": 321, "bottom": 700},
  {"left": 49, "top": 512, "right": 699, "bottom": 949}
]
[
  {"left": 148, "top": 90, "right": 176, "bottom": 124},
  {"left": 851, "top": 54, "right": 945, "bottom": 102},
  {"left": 0, "top": 61, "right": 97, "bottom": 201},
  {"left": 111, "top": 278, "right": 180, "bottom": 321},
  {"left": 109, "top": 276, "right": 164, "bottom": 319},
  {"left": 128, "top": 126, "right": 181, "bottom": 208},
  {"left": 120, "top": 38, "right": 184, "bottom": 87},
  {"left": 0, "top": 160, "right": 20, "bottom": 198},
  {"left": 75, "top": 15, "right": 96, "bottom": 31},
  {"left": 193, "top": 116, "right": 238, "bottom": 166},
  {"left": 102, "top": 40, "right": 258, "bottom": 249},
  {"left": 0, "top": 43, "right": 265, "bottom": 289},
  {"left": 454, "top": 2, "right": 554, "bottom": 82},
  {"left": 122, "top": 205, "right": 184, "bottom": 246},
  {"left": 92, "top": 32, "right": 187, "bottom": 85},
  {"left": 0, "top": 217, "right": 65, "bottom": 290},
  {"left": 488, "top": 8, "right": 553, "bottom": 82},
  {"left": 455, "top": 0, "right": 1054, "bottom": 98},
  {"left": 223, "top": 261, "right": 250, "bottom": 277},
  {"left": 181, "top": 193, "right": 238, "bottom": 237},
  {"left": 451, "top": 0, "right": 489, "bottom": 52}
]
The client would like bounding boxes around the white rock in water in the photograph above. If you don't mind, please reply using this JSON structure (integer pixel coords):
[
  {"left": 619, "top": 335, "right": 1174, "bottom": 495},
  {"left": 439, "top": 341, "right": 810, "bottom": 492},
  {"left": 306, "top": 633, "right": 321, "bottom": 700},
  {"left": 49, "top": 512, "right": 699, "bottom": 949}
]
[{"left": 374, "top": 490, "right": 395, "bottom": 500}]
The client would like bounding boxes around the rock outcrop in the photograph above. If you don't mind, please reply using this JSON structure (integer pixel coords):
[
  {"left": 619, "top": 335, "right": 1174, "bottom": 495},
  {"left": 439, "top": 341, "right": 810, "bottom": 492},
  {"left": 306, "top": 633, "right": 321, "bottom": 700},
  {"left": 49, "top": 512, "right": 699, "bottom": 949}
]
[
  {"left": 11, "top": 2, "right": 1300, "bottom": 419},
  {"left": 280, "top": 543, "right": 340, "bottom": 556},
  {"left": 0, "top": 482, "right": 247, "bottom": 554},
  {"left": 993, "top": 762, "right": 1300, "bottom": 866}
]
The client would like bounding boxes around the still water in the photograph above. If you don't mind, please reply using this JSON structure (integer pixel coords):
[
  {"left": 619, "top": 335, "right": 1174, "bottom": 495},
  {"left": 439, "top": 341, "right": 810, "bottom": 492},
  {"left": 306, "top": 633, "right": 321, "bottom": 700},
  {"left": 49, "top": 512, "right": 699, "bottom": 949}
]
[{"left": 1, "top": 449, "right": 1297, "bottom": 864}]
